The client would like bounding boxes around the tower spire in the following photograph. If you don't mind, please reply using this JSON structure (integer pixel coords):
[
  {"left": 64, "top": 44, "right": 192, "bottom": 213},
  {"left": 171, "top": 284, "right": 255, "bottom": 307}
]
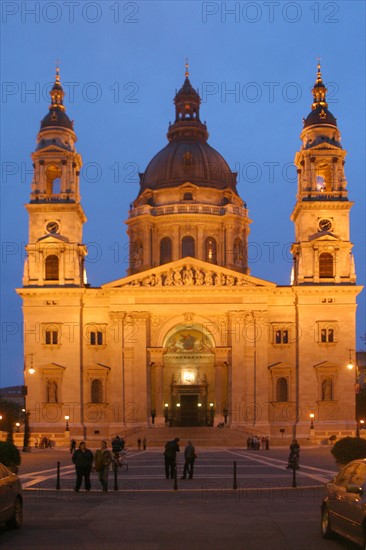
[
  {"left": 185, "top": 58, "right": 189, "bottom": 78},
  {"left": 50, "top": 62, "right": 65, "bottom": 111},
  {"left": 311, "top": 58, "right": 328, "bottom": 110}
]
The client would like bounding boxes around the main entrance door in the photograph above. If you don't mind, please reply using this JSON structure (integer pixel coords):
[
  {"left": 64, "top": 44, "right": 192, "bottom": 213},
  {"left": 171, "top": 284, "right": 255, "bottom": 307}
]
[{"left": 180, "top": 395, "right": 199, "bottom": 426}]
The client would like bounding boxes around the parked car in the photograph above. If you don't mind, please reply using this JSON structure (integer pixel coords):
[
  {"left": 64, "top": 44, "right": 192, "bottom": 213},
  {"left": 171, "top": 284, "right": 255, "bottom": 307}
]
[
  {"left": 0, "top": 463, "right": 22, "bottom": 528},
  {"left": 321, "top": 458, "right": 366, "bottom": 548}
]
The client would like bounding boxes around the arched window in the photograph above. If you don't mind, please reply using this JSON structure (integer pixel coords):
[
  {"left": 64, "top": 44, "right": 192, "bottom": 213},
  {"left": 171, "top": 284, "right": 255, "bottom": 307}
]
[
  {"left": 319, "top": 253, "right": 334, "bottom": 278},
  {"left": 233, "top": 238, "right": 244, "bottom": 267},
  {"left": 276, "top": 378, "right": 288, "bottom": 402},
  {"left": 160, "top": 237, "right": 172, "bottom": 265},
  {"left": 182, "top": 236, "right": 195, "bottom": 258},
  {"left": 205, "top": 237, "right": 217, "bottom": 264},
  {"left": 45, "top": 255, "right": 59, "bottom": 280},
  {"left": 316, "top": 163, "right": 332, "bottom": 192},
  {"left": 45, "top": 164, "right": 62, "bottom": 195},
  {"left": 91, "top": 379, "right": 103, "bottom": 403}
]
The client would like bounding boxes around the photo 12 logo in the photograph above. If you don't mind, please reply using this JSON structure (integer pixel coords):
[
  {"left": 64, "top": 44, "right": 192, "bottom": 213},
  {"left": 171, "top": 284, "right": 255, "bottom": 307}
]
[
  {"left": 1, "top": 2, "right": 140, "bottom": 24},
  {"left": 201, "top": 2, "right": 340, "bottom": 24}
]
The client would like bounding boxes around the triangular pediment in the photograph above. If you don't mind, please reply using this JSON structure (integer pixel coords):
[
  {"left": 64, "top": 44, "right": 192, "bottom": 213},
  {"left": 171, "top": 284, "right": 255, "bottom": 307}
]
[
  {"left": 313, "top": 361, "right": 337, "bottom": 370},
  {"left": 40, "top": 362, "right": 66, "bottom": 372},
  {"left": 308, "top": 231, "right": 340, "bottom": 242},
  {"left": 37, "top": 234, "right": 70, "bottom": 243},
  {"left": 102, "top": 257, "right": 276, "bottom": 289}
]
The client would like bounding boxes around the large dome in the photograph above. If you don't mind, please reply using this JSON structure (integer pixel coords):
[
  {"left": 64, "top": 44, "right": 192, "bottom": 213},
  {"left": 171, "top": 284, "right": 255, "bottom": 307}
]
[
  {"left": 139, "top": 140, "right": 238, "bottom": 193},
  {"left": 138, "top": 72, "right": 238, "bottom": 195}
]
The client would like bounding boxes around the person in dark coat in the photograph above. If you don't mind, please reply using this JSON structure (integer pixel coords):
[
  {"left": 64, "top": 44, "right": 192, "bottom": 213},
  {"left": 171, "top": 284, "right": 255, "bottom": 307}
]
[
  {"left": 181, "top": 440, "right": 196, "bottom": 479},
  {"left": 287, "top": 439, "right": 300, "bottom": 470},
  {"left": 72, "top": 441, "right": 94, "bottom": 491},
  {"left": 164, "top": 437, "right": 180, "bottom": 479}
]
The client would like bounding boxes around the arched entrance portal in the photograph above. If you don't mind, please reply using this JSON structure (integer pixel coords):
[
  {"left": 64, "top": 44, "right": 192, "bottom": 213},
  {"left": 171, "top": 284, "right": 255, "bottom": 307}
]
[{"left": 163, "top": 327, "right": 215, "bottom": 427}]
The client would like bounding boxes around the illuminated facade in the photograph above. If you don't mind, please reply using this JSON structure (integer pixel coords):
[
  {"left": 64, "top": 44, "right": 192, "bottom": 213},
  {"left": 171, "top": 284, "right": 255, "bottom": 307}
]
[{"left": 17, "top": 64, "right": 362, "bottom": 441}]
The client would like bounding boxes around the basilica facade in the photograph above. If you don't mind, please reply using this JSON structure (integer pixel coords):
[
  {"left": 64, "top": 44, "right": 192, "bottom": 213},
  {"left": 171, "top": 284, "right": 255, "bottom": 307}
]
[{"left": 17, "top": 64, "right": 362, "bottom": 441}]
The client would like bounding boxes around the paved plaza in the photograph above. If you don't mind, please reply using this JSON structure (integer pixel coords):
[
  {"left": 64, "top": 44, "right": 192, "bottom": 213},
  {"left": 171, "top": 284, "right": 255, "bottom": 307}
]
[{"left": 2, "top": 446, "right": 359, "bottom": 550}]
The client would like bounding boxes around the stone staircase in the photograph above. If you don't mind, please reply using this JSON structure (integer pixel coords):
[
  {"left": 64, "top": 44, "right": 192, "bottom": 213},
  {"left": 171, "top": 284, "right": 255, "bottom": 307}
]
[{"left": 120, "top": 427, "right": 248, "bottom": 448}]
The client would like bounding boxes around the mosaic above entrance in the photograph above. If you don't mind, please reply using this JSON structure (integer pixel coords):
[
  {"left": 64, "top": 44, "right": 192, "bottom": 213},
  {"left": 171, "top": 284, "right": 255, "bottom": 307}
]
[{"left": 165, "top": 329, "right": 212, "bottom": 354}]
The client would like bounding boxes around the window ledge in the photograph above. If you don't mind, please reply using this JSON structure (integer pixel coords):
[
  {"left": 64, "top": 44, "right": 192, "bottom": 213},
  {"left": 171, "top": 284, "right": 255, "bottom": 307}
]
[{"left": 42, "top": 344, "right": 61, "bottom": 350}]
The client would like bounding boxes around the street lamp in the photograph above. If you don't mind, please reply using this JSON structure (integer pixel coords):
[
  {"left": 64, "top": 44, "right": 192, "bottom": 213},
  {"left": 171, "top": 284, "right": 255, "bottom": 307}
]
[
  {"left": 15, "top": 422, "right": 20, "bottom": 433},
  {"left": 346, "top": 349, "right": 360, "bottom": 437},
  {"left": 310, "top": 413, "right": 315, "bottom": 430},
  {"left": 23, "top": 355, "right": 35, "bottom": 452},
  {"left": 64, "top": 415, "right": 70, "bottom": 431}
]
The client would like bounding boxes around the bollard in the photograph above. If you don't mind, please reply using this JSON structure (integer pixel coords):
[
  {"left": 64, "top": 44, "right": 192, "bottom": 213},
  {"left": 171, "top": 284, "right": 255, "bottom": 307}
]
[
  {"left": 114, "top": 461, "right": 118, "bottom": 491},
  {"left": 292, "top": 467, "right": 297, "bottom": 488},
  {"left": 173, "top": 463, "right": 178, "bottom": 491},
  {"left": 56, "top": 461, "right": 60, "bottom": 490},
  {"left": 233, "top": 460, "right": 237, "bottom": 490}
]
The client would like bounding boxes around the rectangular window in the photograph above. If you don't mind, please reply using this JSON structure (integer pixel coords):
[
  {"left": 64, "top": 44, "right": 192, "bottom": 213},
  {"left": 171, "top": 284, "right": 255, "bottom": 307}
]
[
  {"left": 275, "top": 329, "right": 289, "bottom": 344},
  {"left": 321, "top": 328, "right": 334, "bottom": 343},
  {"left": 90, "top": 331, "right": 103, "bottom": 346},
  {"left": 45, "top": 330, "right": 58, "bottom": 345}
]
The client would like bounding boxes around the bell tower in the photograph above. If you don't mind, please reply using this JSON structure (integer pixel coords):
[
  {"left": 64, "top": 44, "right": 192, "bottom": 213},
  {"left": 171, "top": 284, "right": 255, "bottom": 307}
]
[
  {"left": 23, "top": 67, "right": 87, "bottom": 287},
  {"left": 291, "top": 63, "right": 356, "bottom": 285}
]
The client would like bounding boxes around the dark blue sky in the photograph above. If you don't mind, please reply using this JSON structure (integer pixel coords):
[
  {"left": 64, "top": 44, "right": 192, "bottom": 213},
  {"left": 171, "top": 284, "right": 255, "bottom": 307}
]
[{"left": 1, "top": 1, "right": 365, "bottom": 386}]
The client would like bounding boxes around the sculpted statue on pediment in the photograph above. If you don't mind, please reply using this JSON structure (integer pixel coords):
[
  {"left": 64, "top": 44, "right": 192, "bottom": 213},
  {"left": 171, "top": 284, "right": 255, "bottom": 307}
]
[{"left": 125, "top": 264, "right": 255, "bottom": 288}]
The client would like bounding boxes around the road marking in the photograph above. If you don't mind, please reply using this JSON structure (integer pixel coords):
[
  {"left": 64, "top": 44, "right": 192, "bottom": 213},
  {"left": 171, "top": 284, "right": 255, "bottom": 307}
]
[{"left": 226, "top": 449, "right": 335, "bottom": 483}]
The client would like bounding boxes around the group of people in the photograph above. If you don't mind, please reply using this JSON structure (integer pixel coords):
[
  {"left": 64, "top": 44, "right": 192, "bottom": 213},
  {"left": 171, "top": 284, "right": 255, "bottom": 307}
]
[
  {"left": 164, "top": 438, "right": 197, "bottom": 480},
  {"left": 71, "top": 435, "right": 127, "bottom": 492},
  {"left": 246, "top": 435, "right": 270, "bottom": 450},
  {"left": 35, "top": 436, "right": 53, "bottom": 449},
  {"left": 137, "top": 437, "right": 147, "bottom": 450}
]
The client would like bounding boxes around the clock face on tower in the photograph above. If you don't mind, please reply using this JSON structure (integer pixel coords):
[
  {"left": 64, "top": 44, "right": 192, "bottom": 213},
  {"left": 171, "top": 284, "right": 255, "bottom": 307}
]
[
  {"left": 46, "top": 221, "right": 60, "bottom": 234},
  {"left": 318, "top": 219, "right": 332, "bottom": 232}
]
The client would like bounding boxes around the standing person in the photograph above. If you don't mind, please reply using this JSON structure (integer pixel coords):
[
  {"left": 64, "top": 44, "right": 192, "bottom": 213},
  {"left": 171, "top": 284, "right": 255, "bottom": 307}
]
[
  {"left": 164, "top": 437, "right": 180, "bottom": 479},
  {"left": 72, "top": 441, "right": 94, "bottom": 492},
  {"left": 94, "top": 440, "right": 113, "bottom": 492},
  {"left": 70, "top": 438, "right": 76, "bottom": 454},
  {"left": 181, "top": 440, "right": 196, "bottom": 479},
  {"left": 142, "top": 437, "right": 147, "bottom": 450},
  {"left": 112, "top": 435, "right": 125, "bottom": 453},
  {"left": 137, "top": 437, "right": 141, "bottom": 450},
  {"left": 287, "top": 439, "right": 300, "bottom": 470}
]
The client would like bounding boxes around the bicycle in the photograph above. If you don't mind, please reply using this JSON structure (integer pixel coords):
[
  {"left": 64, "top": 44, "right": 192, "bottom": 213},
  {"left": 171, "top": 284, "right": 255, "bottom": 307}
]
[{"left": 112, "top": 450, "right": 128, "bottom": 472}]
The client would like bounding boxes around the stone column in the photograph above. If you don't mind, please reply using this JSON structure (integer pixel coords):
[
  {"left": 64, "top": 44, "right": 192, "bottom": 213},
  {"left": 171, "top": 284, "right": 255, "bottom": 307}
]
[
  {"left": 148, "top": 348, "right": 165, "bottom": 427},
  {"left": 214, "top": 348, "right": 230, "bottom": 425}
]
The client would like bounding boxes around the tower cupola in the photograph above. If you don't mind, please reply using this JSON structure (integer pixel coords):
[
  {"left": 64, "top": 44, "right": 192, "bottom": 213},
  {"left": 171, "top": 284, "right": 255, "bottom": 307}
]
[
  {"left": 39, "top": 66, "right": 74, "bottom": 136},
  {"left": 303, "top": 62, "right": 337, "bottom": 129},
  {"left": 167, "top": 62, "right": 208, "bottom": 143}
]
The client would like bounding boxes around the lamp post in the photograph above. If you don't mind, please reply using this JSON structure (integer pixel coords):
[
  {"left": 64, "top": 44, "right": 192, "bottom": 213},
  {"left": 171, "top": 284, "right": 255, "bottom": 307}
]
[
  {"left": 23, "top": 354, "right": 35, "bottom": 452},
  {"left": 310, "top": 413, "right": 315, "bottom": 429},
  {"left": 64, "top": 415, "right": 70, "bottom": 432},
  {"left": 347, "top": 349, "right": 360, "bottom": 437}
]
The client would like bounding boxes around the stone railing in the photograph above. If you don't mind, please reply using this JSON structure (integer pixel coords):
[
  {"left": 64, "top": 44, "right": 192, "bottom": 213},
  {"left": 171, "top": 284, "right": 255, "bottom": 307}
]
[{"left": 129, "top": 203, "right": 247, "bottom": 218}]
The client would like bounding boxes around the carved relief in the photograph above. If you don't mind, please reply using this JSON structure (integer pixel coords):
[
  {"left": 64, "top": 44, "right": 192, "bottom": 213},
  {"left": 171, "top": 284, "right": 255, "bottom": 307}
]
[{"left": 124, "top": 264, "right": 255, "bottom": 287}]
